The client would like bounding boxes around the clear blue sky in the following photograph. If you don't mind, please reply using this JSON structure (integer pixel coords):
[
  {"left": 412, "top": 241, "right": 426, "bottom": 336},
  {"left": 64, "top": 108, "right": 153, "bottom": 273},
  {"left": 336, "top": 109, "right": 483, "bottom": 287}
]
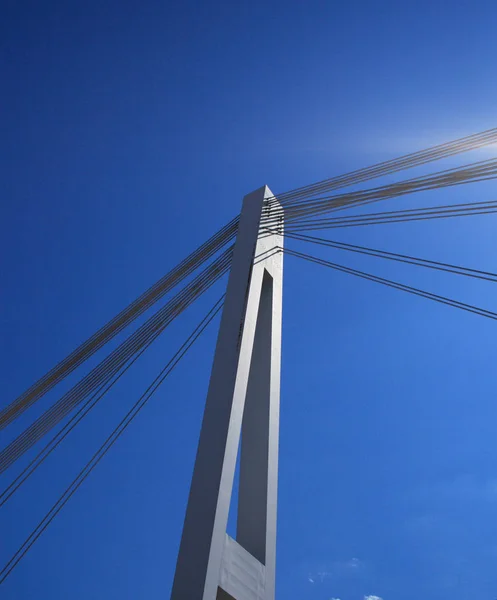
[{"left": 3, "top": 1, "right": 497, "bottom": 599}]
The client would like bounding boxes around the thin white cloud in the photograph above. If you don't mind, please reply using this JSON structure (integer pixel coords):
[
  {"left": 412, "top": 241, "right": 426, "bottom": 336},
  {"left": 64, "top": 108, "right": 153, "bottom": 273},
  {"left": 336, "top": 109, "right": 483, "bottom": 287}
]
[
  {"left": 347, "top": 557, "right": 362, "bottom": 569},
  {"left": 364, "top": 595, "right": 383, "bottom": 600},
  {"left": 332, "top": 556, "right": 364, "bottom": 576},
  {"left": 308, "top": 570, "right": 331, "bottom": 583},
  {"left": 307, "top": 556, "right": 365, "bottom": 585}
]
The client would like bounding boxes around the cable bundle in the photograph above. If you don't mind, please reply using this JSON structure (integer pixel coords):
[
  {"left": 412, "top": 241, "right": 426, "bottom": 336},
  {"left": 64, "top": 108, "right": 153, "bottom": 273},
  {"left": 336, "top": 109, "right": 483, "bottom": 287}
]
[
  {"left": 285, "top": 247, "right": 497, "bottom": 321},
  {"left": 0, "top": 296, "right": 225, "bottom": 585},
  {"left": 279, "top": 199, "right": 497, "bottom": 232},
  {"left": 263, "top": 158, "right": 497, "bottom": 231},
  {"left": 285, "top": 232, "right": 497, "bottom": 282},
  {"left": 0, "top": 247, "right": 233, "bottom": 474},
  {"left": 268, "top": 127, "right": 497, "bottom": 206},
  {"left": 0, "top": 218, "right": 238, "bottom": 430}
]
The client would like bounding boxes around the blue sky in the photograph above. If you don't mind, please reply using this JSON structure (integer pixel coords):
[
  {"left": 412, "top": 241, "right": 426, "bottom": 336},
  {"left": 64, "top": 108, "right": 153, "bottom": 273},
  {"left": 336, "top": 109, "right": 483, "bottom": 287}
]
[{"left": 3, "top": 1, "right": 497, "bottom": 599}]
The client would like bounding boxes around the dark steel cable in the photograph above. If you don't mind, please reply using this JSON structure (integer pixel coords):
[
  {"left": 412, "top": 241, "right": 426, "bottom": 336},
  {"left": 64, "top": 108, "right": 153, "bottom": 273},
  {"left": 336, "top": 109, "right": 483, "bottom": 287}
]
[
  {"left": 271, "top": 130, "right": 497, "bottom": 204},
  {"left": 0, "top": 300, "right": 190, "bottom": 506},
  {"left": 0, "top": 257, "right": 229, "bottom": 469},
  {"left": 278, "top": 200, "right": 497, "bottom": 232},
  {"left": 0, "top": 218, "right": 238, "bottom": 430},
  {"left": 285, "top": 248, "right": 497, "bottom": 321},
  {"left": 263, "top": 158, "right": 497, "bottom": 221},
  {"left": 263, "top": 159, "right": 497, "bottom": 226},
  {"left": 0, "top": 247, "right": 278, "bottom": 502},
  {"left": 0, "top": 256, "right": 230, "bottom": 473},
  {"left": 284, "top": 231, "right": 497, "bottom": 283},
  {"left": 260, "top": 207, "right": 497, "bottom": 239},
  {"left": 268, "top": 128, "right": 497, "bottom": 205},
  {"left": 0, "top": 296, "right": 224, "bottom": 585},
  {"left": 0, "top": 251, "right": 232, "bottom": 473}
]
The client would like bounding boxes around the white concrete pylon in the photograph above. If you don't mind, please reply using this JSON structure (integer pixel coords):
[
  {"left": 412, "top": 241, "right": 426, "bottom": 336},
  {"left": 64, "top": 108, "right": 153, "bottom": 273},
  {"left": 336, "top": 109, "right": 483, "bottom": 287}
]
[{"left": 171, "top": 186, "right": 284, "bottom": 600}]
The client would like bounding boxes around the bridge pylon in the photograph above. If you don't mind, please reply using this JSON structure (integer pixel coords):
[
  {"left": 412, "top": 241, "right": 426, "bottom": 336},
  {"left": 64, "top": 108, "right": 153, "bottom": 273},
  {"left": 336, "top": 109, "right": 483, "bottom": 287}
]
[{"left": 171, "top": 186, "right": 284, "bottom": 600}]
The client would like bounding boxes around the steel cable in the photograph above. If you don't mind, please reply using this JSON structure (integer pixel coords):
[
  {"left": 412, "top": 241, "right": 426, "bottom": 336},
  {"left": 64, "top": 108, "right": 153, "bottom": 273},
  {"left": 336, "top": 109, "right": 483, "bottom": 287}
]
[
  {"left": 277, "top": 199, "right": 497, "bottom": 232},
  {"left": 0, "top": 249, "right": 232, "bottom": 473},
  {"left": 285, "top": 248, "right": 497, "bottom": 321},
  {"left": 0, "top": 296, "right": 224, "bottom": 585},
  {"left": 261, "top": 159, "right": 497, "bottom": 230},
  {"left": 284, "top": 231, "right": 497, "bottom": 283},
  {"left": 0, "top": 218, "right": 238, "bottom": 430},
  {"left": 268, "top": 127, "right": 497, "bottom": 206}
]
